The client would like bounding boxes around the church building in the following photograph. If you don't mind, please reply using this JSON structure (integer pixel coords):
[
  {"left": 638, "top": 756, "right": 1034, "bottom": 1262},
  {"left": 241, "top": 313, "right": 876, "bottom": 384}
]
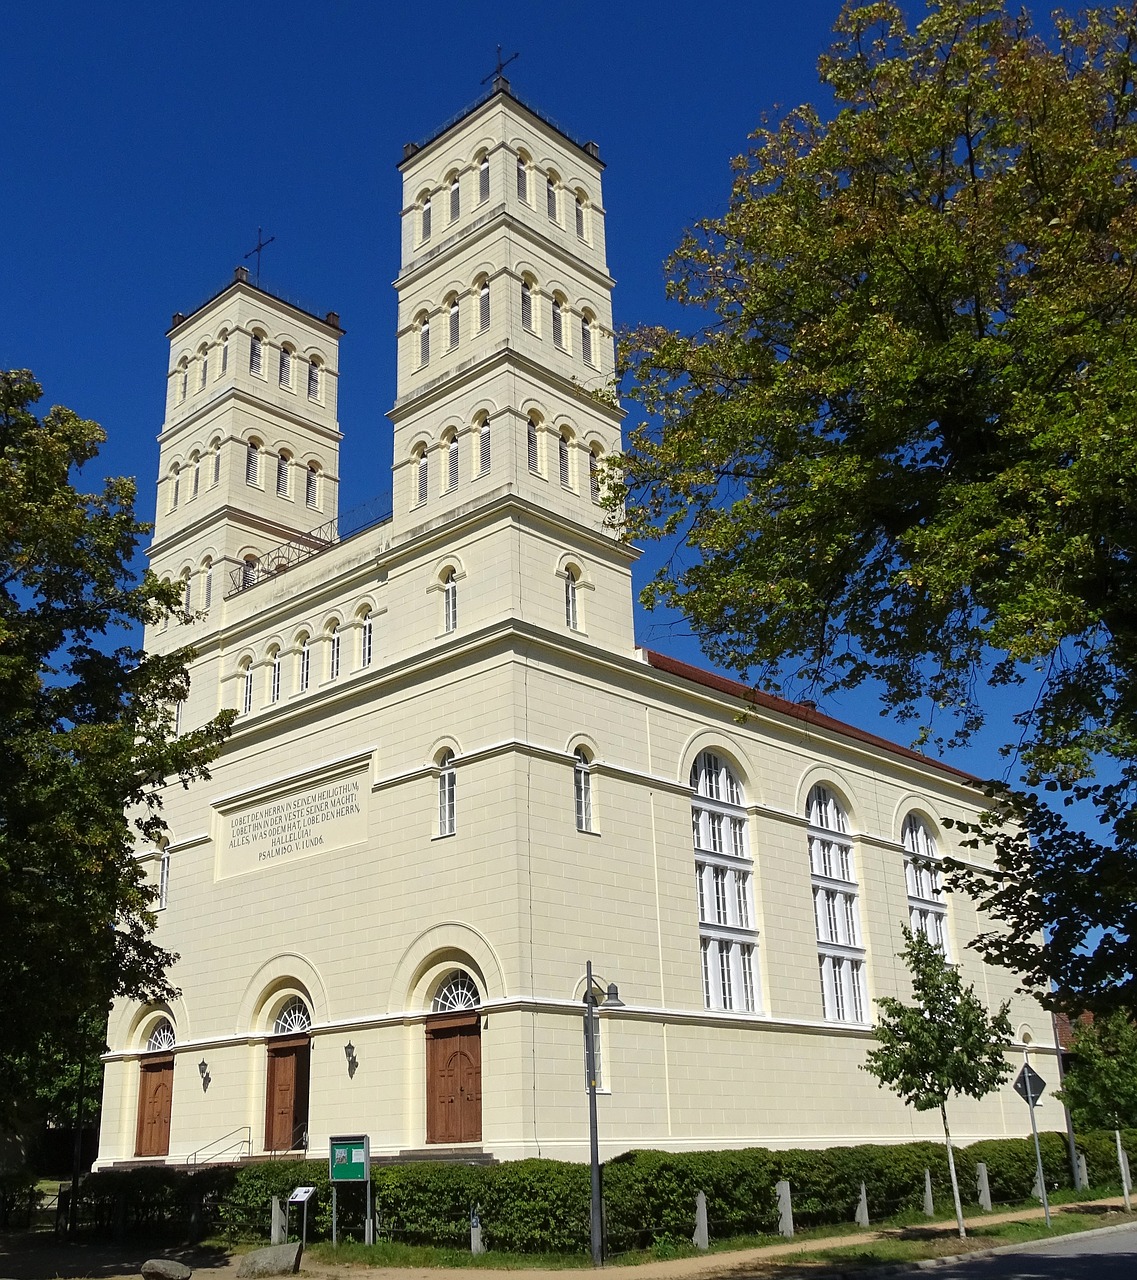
[{"left": 96, "top": 79, "right": 1057, "bottom": 1168}]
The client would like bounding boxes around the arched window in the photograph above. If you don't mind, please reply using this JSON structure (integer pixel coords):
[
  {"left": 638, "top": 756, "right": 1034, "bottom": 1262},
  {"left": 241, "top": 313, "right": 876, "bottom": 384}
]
[
  {"left": 415, "top": 448, "right": 428, "bottom": 505},
  {"left": 478, "top": 278, "right": 490, "bottom": 331},
  {"left": 589, "top": 447, "right": 601, "bottom": 502},
  {"left": 269, "top": 646, "right": 281, "bottom": 704},
  {"left": 575, "top": 193, "right": 586, "bottom": 239},
  {"left": 146, "top": 1019, "right": 176, "bottom": 1052},
  {"left": 517, "top": 153, "right": 528, "bottom": 202},
  {"left": 546, "top": 173, "right": 558, "bottom": 221},
  {"left": 692, "top": 751, "right": 757, "bottom": 1012},
  {"left": 565, "top": 566, "right": 579, "bottom": 630},
  {"left": 581, "top": 313, "right": 594, "bottom": 365},
  {"left": 276, "top": 451, "right": 290, "bottom": 497},
  {"left": 419, "top": 314, "right": 430, "bottom": 366},
  {"left": 307, "top": 359, "right": 320, "bottom": 400},
  {"left": 158, "top": 851, "right": 171, "bottom": 910},
  {"left": 438, "top": 750, "right": 456, "bottom": 835},
  {"left": 220, "top": 330, "right": 229, "bottom": 373},
  {"left": 199, "top": 345, "right": 208, "bottom": 388},
  {"left": 574, "top": 748, "right": 593, "bottom": 831},
  {"left": 527, "top": 416, "right": 539, "bottom": 472},
  {"left": 190, "top": 453, "right": 200, "bottom": 499},
  {"left": 446, "top": 433, "right": 458, "bottom": 491},
  {"left": 443, "top": 569, "right": 457, "bottom": 633},
  {"left": 521, "top": 280, "right": 534, "bottom": 332},
  {"left": 433, "top": 970, "right": 479, "bottom": 1011},
  {"left": 559, "top": 431, "right": 571, "bottom": 486},
  {"left": 241, "top": 659, "right": 253, "bottom": 715},
  {"left": 306, "top": 463, "right": 319, "bottom": 509},
  {"left": 274, "top": 998, "right": 311, "bottom": 1034},
  {"left": 279, "top": 346, "right": 292, "bottom": 387},
  {"left": 211, "top": 439, "right": 222, "bottom": 486},
  {"left": 448, "top": 296, "right": 460, "bottom": 349},
  {"left": 807, "top": 784, "right": 865, "bottom": 1022},
  {"left": 250, "top": 332, "right": 263, "bottom": 375},
  {"left": 242, "top": 556, "right": 258, "bottom": 589},
  {"left": 181, "top": 569, "right": 192, "bottom": 614},
  {"left": 327, "top": 623, "right": 341, "bottom": 681},
  {"left": 902, "top": 814, "right": 947, "bottom": 952},
  {"left": 202, "top": 559, "right": 214, "bottom": 610},
  {"left": 552, "top": 296, "right": 564, "bottom": 349},
  {"left": 178, "top": 361, "right": 188, "bottom": 403},
  {"left": 245, "top": 440, "right": 260, "bottom": 486},
  {"left": 478, "top": 414, "right": 491, "bottom": 475},
  {"left": 478, "top": 153, "right": 490, "bottom": 202},
  {"left": 168, "top": 465, "right": 180, "bottom": 511},
  {"left": 421, "top": 193, "right": 432, "bottom": 242},
  {"left": 298, "top": 634, "right": 311, "bottom": 692},
  {"left": 449, "top": 171, "right": 460, "bottom": 222},
  {"left": 359, "top": 608, "right": 373, "bottom": 669}
]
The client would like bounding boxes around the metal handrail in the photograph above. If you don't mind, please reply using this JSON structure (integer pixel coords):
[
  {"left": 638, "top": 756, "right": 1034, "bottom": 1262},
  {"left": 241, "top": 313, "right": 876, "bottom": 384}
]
[
  {"left": 226, "top": 495, "right": 392, "bottom": 598},
  {"left": 186, "top": 1125, "right": 252, "bottom": 1166}
]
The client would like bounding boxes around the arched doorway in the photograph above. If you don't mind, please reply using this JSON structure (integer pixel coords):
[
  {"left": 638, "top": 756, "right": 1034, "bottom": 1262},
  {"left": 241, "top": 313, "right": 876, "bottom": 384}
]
[
  {"left": 425, "top": 972, "right": 481, "bottom": 1144},
  {"left": 265, "top": 998, "right": 311, "bottom": 1152},
  {"left": 135, "top": 1019, "right": 175, "bottom": 1157}
]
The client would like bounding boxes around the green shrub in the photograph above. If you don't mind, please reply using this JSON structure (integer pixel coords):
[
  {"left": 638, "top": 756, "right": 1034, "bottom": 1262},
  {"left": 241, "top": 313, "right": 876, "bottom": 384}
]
[{"left": 218, "top": 1160, "right": 330, "bottom": 1242}]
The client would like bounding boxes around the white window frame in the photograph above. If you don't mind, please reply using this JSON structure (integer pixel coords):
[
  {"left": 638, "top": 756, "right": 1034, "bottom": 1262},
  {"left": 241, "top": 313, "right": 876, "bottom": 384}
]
[
  {"left": 158, "top": 850, "right": 171, "bottom": 911},
  {"left": 565, "top": 569, "right": 579, "bottom": 630},
  {"left": 903, "top": 813, "right": 948, "bottom": 954},
  {"left": 808, "top": 785, "right": 868, "bottom": 1022},
  {"left": 438, "top": 751, "right": 456, "bottom": 836},
  {"left": 360, "top": 612, "right": 373, "bottom": 668},
  {"left": 443, "top": 571, "right": 457, "bottom": 633},
  {"left": 250, "top": 333, "right": 263, "bottom": 375},
  {"left": 270, "top": 649, "right": 281, "bottom": 703},
  {"left": 446, "top": 435, "right": 458, "bottom": 491},
  {"left": 328, "top": 626, "right": 340, "bottom": 681},
  {"left": 478, "top": 155, "right": 489, "bottom": 202},
  {"left": 306, "top": 464, "right": 319, "bottom": 509},
  {"left": 574, "top": 748, "right": 593, "bottom": 831},
  {"left": 299, "top": 637, "right": 310, "bottom": 692},
  {"left": 478, "top": 417, "right": 491, "bottom": 474},
  {"left": 691, "top": 750, "right": 759, "bottom": 1012}
]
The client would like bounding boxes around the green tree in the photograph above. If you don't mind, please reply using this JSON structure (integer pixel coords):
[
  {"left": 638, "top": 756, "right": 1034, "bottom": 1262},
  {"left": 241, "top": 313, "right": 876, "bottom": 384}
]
[
  {"left": 864, "top": 929, "right": 1013, "bottom": 1237},
  {"left": 616, "top": 1, "right": 1137, "bottom": 1012},
  {"left": 0, "top": 370, "right": 233, "bottom": 1144},
  {"left": 1057, "top": 1012, "right": 1137, "bottom": 1130}
]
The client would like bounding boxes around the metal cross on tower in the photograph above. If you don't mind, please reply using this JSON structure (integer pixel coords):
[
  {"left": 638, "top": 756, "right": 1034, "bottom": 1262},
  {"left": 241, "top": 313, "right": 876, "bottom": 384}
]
[
  {"left": 244, "top": 227, "right": 276, "bottom": 287},
  {"left": 481, "top": 45, "right": 519, "bottom": 88}
]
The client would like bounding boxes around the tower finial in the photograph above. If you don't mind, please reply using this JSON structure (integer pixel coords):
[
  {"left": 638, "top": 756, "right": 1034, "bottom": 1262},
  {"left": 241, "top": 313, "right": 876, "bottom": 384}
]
[
  {"left": 243, "top": 227, "right": 276, "bottom": 287},
  {"left": 482, "top": 45, "right": 519, "bottom": 92}
]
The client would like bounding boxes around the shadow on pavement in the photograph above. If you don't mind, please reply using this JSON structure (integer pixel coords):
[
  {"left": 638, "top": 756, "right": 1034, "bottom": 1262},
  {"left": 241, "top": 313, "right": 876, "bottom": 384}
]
[{"left": 0, "top": 1235, "right": 232, "bottom": 1279}]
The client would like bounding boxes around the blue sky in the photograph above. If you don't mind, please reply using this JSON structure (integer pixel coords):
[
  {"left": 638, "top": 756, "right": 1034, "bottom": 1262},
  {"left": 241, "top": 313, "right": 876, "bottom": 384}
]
[{"left": 0, "top": 0, "right": 1044, "bottom": 788}]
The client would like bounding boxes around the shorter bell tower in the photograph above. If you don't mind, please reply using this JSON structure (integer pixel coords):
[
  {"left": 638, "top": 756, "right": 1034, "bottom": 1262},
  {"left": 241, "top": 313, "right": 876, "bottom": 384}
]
[{"left": 148, "top": 267, "right": 344, "bottom": 644}]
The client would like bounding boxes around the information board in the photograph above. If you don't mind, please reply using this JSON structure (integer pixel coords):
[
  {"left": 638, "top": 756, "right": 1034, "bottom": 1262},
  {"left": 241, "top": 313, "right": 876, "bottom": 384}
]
[{"left": 329, "top": 1134, "right": 370, "bottom": 1182}]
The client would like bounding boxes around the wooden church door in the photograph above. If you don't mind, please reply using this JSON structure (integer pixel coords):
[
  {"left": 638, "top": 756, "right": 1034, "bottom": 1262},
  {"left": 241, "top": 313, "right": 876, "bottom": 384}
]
[
  {"left": 135, "top": 1054, "right": 174, "bottom": 1157},
  {"left": 265, "top": 1036, "right": 310, "bottom": 1151},
  {"left": 426, "top": 1011, "right": 481, "bottom": 1144}
]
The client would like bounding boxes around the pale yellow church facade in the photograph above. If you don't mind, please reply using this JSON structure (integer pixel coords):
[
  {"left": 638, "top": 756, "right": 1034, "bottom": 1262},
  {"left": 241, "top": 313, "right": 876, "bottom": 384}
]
[{"left": 96, "top": 81, "right": 1057, "bottom": 1169}]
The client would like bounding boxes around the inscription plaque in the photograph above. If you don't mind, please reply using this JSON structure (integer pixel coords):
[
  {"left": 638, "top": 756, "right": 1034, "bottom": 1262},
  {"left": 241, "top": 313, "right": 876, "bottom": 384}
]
[{"left": 217, "top": 767, "right": 367, "bottom": 878}]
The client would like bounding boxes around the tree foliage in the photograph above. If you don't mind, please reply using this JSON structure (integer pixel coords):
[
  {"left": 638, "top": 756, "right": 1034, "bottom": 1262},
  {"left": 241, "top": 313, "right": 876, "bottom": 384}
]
[
  {"left": 616, "top": 0, "right": 1137, "bottom": 1012},
  {"left": 864, "top": 928, "right": 1012, "bottom": 1234},
  {"left": 1057, "top": 1012, "right": 1137, "bottom": 1130},
  {"left": 0, "top": 370, "right": 233, "bottom": 1140}
]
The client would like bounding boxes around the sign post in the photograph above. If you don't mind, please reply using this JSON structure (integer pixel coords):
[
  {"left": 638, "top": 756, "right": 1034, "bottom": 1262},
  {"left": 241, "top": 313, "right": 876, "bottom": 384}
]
[
  {"left": 329, "top": 1135, "right": 371, "bottom": 1246},
  {"left": 287, "top": 1186, "right": 315, "bottom": 1248},
  {"left": 1014, "top": 1059, "right": 1051, "bottom": 1229}
]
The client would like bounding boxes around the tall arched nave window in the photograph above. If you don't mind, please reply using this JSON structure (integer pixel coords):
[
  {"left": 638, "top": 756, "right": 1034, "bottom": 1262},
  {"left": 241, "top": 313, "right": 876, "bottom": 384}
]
[
  {"left": 902, "top": 813, "right": 948, "bottom": 953},
  {"left": 691, "top": 751, "right": 757, "bottom": 1012},
  {"left": 807, "top": 784, "right": 866, "bottom": 1022}
]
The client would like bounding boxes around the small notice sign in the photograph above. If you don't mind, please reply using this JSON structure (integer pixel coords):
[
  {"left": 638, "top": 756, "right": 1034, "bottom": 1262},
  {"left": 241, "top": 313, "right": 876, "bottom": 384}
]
[
  {"left": 288, "top": 1186, "right": 316, "bottom": 1204},
  {"left": 329, "top": 1134, "right": 370, "bottom": 1182},
  {"left": 1014, "top": 1064, "right": 1047, "bottom": 1105}
]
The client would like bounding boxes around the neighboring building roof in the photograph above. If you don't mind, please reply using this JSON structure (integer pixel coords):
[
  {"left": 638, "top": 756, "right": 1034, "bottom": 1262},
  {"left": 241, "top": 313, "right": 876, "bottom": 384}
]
[{"left": 642, "top": 648, "right": 976, "bottom": 784}]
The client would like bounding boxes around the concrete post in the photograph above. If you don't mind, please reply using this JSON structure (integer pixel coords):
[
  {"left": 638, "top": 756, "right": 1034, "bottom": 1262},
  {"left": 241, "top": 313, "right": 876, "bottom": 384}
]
[
  {"left": 976, "top": 1163, "right": 992, "bottom": 1213},
  {"left": 470, "top": 1205, "right": 485, "bottom": 1255},
  {"left": 270, "top": 1196, "right": 286, "bottom": 1245},
  {"left": 855, "top": 1181, "right": 870, "bottom": 1228},
  {"left": 692, "top": 1190, "right": 708, "bottom": 1250},
  {"left": 923, "top": 1168, "right": 934, "bottom": 1218},
  {"left": 776, "top": 1180, "right": 793, "bottom": 1238}
]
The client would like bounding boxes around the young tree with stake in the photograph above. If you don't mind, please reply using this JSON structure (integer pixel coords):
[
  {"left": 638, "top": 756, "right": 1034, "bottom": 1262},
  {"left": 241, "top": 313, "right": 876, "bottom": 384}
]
[{"left": 864, "top": 929, "right": 1013, "bottom": 1237}]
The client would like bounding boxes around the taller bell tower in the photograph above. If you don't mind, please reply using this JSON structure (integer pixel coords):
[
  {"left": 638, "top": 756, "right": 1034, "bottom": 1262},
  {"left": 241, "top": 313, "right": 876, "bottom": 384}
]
[{"left": 388, "top": 78, "right": 624, "bottom": 546}]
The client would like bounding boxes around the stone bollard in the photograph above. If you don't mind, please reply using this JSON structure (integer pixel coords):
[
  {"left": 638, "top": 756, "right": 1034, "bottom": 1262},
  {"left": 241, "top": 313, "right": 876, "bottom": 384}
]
[
  {"left": 270, "top": 1196, "right": 286, "bottom": 1245},
  {"left": 976, "top": 1162, "right": 992, "bottom": 1212},
  {"left": 855, "top": 1181, "right": 869, "bottom": 1229},
  {"left": 470, "top": 1204, "right": 485, "bottom": 1255},
  {"left": 1076, "top": 1152, "right": 1089, "bottom": 1192},
  {"left": 692, "top": 1190, "right": 708, "bottom": 1251},
  {"left": 923, "top": 1168, "right": 934, "bottom": 1218},
  {"left": 776, "top": 1179, "right": 794, "bottom": 1239}
]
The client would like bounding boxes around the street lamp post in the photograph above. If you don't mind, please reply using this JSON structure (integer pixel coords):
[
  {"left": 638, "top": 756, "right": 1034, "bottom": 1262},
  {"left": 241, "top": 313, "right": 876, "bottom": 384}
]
[{"left": 583, "top": 960, "right": 622, "bottom": 1267}]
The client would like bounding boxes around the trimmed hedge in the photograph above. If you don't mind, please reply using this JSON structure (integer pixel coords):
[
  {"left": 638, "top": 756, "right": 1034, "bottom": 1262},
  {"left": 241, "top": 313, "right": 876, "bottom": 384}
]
[{"left": 76, "top": 1128, "right": 1137, "bottom": 1252}]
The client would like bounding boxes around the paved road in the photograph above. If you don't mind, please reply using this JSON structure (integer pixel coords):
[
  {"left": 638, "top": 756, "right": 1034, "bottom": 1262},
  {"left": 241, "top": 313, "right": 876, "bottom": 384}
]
[{"left": 898, "top": 1222, "right": 1137, "bottom": 1278}]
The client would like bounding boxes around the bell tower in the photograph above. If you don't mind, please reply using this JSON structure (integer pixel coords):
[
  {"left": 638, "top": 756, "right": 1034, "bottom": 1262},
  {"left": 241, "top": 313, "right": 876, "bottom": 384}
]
[
  {"left": 388, "top": 78, "right": 623, "bottom": 544},
  {"left": 148, "top": 269, "right": 344, "bottom": 643}
]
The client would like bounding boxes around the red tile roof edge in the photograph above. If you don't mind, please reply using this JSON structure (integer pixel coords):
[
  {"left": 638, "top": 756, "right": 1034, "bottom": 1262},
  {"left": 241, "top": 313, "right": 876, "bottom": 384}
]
[{"left": 641, "top": 648, "right": 976, "bottom": 784}]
